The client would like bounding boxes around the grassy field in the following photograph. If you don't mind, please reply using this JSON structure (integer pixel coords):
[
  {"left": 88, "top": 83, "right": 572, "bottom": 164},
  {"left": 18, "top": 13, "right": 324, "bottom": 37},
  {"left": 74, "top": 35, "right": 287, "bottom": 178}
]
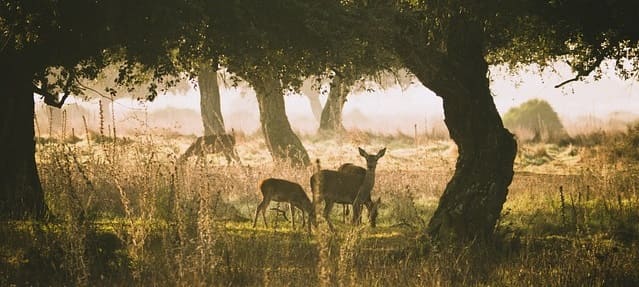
[{"left": 2, "top": 129, "right": 639, "bottom": 286}]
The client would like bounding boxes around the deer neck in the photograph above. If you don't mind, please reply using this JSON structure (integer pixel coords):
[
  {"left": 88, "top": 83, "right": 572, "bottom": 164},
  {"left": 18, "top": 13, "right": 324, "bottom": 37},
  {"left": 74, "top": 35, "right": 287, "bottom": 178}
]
[{"left": 358, "top": 166, "right": 376, "bottom": 197}]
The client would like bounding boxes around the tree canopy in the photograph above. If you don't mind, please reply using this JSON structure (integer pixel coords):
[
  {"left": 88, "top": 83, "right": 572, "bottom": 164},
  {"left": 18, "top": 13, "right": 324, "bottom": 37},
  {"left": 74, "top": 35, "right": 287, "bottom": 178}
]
[{"left": 3, "top": 1, "right": 638, "bottom": 103}]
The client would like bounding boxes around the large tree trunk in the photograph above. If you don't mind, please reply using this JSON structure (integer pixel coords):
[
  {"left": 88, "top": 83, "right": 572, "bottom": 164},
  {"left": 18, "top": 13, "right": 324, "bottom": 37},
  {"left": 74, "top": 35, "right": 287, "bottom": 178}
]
[
  {"left": 319, "top": 73, "right": 348, "bottom": 133},
  {"left": 199, "top": 65, "right": 226, "bottom": 136},
  {"left": 0, "top": 66, "right": 47, "bottom": 219},
  {"left": 395, "top": 18, "right": 517, "bottom": 242},
  {"left": 252, "top": 76, "right": 310, "bottom": 167}
]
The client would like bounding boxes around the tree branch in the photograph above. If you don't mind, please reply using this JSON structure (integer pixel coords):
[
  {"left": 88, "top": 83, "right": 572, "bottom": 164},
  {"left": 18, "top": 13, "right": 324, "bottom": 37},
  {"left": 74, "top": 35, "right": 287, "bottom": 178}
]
[
  {"left": 554, "top": 55, "right": 605, "bottom": 88},
  {"left": 75, "top": 78, "right": 114, "bottom": 100},
  {"left": 34, "top": 85, "right": 69, "bottom": 108},
  {"left": 34, "top": 69, "right": 76, "bottom": 108},
  {"left": 554, "top": 77, "right": 580, "bottom": 88}
]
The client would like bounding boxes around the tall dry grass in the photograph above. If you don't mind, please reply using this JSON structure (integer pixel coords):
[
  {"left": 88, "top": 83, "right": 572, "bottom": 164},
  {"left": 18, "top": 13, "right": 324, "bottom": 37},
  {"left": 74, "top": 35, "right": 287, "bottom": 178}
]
[{"left": 2, "top": 120, "right": 639, "bottom": 286}]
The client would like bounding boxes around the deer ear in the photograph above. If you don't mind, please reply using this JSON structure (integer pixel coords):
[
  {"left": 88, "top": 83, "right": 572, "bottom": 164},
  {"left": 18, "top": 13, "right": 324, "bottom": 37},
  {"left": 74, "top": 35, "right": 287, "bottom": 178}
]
[
  {"left": 358, "top": 147, "right": 367, "bottom": 157},
  {"left": 376, "top": 148, "right": 386, "bottom": 158}
]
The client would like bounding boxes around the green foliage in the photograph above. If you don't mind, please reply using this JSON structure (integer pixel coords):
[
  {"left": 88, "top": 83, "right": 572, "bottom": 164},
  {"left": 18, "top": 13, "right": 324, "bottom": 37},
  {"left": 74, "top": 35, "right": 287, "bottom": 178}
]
[
  {"left": 4, "top": 0, "right": 639, "bottom": 107},
  {"left": 394, "top": 1, "right": 639, "bottom": 84},
  {"left": 2, "top": 0, "right": 212, "bottom": 102},
  {"left": 503, "top": 99, "right": 567, "bottom": 142},
  {"left": 384, "top": 190, "right": 428, "bottom": 229}
]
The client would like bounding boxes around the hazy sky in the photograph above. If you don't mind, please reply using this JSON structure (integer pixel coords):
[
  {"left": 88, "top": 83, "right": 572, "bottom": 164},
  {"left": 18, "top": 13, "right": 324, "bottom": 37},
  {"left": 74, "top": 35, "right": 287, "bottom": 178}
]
[{"left": 70, "top": 62, "right": 639, "bottom": 135}]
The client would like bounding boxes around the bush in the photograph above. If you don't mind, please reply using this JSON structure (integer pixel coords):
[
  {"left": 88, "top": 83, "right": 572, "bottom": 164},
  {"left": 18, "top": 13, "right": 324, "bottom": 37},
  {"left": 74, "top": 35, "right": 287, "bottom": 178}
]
[
  {"left": 503, "top": 99, "right": 568, "bottom": 143},
  {"left": 605, "top": 122, "right": 639, "bottom": 162}
]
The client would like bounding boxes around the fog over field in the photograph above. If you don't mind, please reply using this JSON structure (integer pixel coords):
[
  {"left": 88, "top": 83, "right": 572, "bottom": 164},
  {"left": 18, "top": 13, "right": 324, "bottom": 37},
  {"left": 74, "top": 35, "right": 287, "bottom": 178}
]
[{"left": 35, "top": 63, "right": 639, "bottom": 137}]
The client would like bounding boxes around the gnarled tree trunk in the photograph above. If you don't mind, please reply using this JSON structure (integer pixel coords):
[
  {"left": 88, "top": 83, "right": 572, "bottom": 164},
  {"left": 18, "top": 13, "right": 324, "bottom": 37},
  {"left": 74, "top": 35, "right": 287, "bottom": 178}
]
[
  {"left": 319, "top": 73, "right": 348, "bottom": 133},
  {"left": 396, "top": 18, "right": 517, "bottom": 242},
  {"left": 252, "top": 76, "right": 310, "bottom": 167},
  {"left": 0, "top": 64, "right": 46, "bottom": 219},
  {"left": 199, "top": 65, "right": 226, "bottom": 136}
]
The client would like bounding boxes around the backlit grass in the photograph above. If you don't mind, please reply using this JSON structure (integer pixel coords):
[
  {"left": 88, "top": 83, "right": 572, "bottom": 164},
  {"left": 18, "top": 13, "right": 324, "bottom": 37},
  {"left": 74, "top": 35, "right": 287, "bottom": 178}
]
[{"left": 2, "top": 130, "right": 639, "bottom": 286}]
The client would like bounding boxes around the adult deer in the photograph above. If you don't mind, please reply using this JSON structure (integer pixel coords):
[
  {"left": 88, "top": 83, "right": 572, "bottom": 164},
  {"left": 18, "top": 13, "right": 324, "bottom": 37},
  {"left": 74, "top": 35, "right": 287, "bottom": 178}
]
[
  {"left": 311, "top": 147, "right": 385, "bottom": 230},
  {"left": 336, "top": 163, "right": 366, "bottom": 222},
  {"left": 179, "top": 132, "right": 240, "bottom": 164},
  {"left": 253, "top": 178, "right": 316, "bottom": 232}
]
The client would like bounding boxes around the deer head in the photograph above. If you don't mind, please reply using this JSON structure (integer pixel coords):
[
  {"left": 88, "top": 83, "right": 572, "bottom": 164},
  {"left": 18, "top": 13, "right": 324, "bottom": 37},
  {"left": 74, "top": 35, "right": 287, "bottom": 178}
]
[{"left": 358, "top": 147, "right": 386, "bottom": 169}]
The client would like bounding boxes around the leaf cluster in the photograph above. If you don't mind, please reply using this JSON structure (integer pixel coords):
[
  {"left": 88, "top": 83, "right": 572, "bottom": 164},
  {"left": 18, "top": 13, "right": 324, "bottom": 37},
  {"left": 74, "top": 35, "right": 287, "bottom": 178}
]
[{"left": 3, "top": 0, "right": 639, "bottom": 105}]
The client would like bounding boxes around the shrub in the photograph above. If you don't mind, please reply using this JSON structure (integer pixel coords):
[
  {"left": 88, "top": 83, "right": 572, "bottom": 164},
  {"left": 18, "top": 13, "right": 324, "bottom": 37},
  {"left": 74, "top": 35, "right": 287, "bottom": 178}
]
[
  {"left": 605, "top": 122, "right": 639, "bottom": 162},
  {"left": 503, "top": 99, "right": 568, "bottom": 143}
]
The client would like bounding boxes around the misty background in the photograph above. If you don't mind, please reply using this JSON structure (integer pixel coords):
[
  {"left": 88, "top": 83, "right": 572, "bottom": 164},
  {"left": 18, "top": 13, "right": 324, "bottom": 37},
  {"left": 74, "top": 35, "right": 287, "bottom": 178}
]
[{"left": 35, "top": 62, "right": 639, "bottom": 138}]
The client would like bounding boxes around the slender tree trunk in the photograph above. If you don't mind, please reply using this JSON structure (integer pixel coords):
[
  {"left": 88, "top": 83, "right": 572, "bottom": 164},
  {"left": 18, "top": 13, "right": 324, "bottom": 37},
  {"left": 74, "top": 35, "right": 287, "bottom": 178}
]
[
  {"left": 199, "top": 65, "right": 225, "bottom": 136},
  {"left": 319, "top": 73, "right": 347, "bottom": 133},
  {"left": 252, "top": 76, "right": 310, "bottom": 167},
  {"left": 305, "top": 92, "right": 322, "bottom": 123},
  {"left": 0, "top": 66, "right": 47, "bottom": 219},
  {"left": 395, "top": 18, "right": 517, "bottom": 242},
  {"left": 300, "top": 76, "right": 324, "bottom": 123}
]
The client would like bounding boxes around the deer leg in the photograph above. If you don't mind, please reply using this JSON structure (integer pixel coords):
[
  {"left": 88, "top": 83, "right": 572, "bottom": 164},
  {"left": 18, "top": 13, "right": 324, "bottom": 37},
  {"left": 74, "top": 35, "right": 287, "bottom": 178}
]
[
  {"left": 253, "top": 206, "right": 259, "bottom": 228},
  {"left": 262, "top": 207, "right": 268, "bottom": 227},
  {"left": 301, "top": 209, "right": 306, "bottom": 228},
  {"left": 254, "top": 199, "right": 269, "bottom": 228},
  {"left": 260, "top": 199, "right": 271, "bottom": 228},
  {"left": 342, "top": 204, "right": 351, "bottom": 223},
  {"left": 323, "top": 201, "right": 335, "bottom": 231},
  {"left": 223, "top": 150, "right": 232, "bottom": 165},
  {"left": 306, "top": 211, "right": 312, "bottom": 234},
  {"left": 290, "top": 203, "right": 296, "bottom": 229},
  {"left": 352, "top": 202, "right": 363, "bottom": 225},
  {"left": 231, "top": 149, "right": 241, "bottom": 163},
  {"left": 342, "top": 204, "right": 345, "bottom": 223}
]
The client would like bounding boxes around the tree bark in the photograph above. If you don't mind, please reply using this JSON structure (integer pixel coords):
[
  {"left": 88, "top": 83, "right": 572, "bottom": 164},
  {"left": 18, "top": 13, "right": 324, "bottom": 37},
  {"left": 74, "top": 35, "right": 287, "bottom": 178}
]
[
  {"left": 395, "top": 18, "right": 517, "bottom": 242},
  {"left": 319, "top": 73, "right": 348, "bottom": 133},
  {"left": 252, "top": 76, "right": 311, "bottom": 167},
  {"left": 300, "top": 76, "right": 324, "bottom": 123},
  {"left": 0, "top": 66, "right": 47, "bottom": 219},
  {"left": 305, "top": 92, "right": 323, "bottom": 123},
  {"left": 199, "top": 65, "right": 226, "bottom": 136}
]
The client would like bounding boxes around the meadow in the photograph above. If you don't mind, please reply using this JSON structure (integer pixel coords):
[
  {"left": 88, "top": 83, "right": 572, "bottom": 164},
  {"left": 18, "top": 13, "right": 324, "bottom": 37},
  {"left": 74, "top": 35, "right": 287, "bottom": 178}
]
[{"left": 2, "top": 127, "right": 639, "bottom": 286}]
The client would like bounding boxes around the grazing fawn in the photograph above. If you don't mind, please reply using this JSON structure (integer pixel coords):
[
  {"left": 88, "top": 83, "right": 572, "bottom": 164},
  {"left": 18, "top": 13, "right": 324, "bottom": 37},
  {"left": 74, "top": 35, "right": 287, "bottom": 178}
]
[
  {"left": 311, "top": 147, "right": 386, "bottom": 230},
  {"left": 253, "top": 178, "right": 316, "bottom": 232},
  {"left": 179, "top": 133, "right": 240, "bottom": 164}
]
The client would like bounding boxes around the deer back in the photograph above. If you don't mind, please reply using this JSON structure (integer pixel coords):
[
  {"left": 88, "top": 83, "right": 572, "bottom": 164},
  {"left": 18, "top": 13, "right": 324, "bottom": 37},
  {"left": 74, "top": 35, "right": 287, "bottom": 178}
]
[
  {"left": 337, "top": 163, "right": 366, "bottom": 186},
  {"left": 260, "top": 178, "right": 312, "bottom": 211},
  {"left": 311, "top": 170, "right": 367, "bottom": 204},
  {"left": 202, "top": 134, "right": 236, "bottom": 151}
]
